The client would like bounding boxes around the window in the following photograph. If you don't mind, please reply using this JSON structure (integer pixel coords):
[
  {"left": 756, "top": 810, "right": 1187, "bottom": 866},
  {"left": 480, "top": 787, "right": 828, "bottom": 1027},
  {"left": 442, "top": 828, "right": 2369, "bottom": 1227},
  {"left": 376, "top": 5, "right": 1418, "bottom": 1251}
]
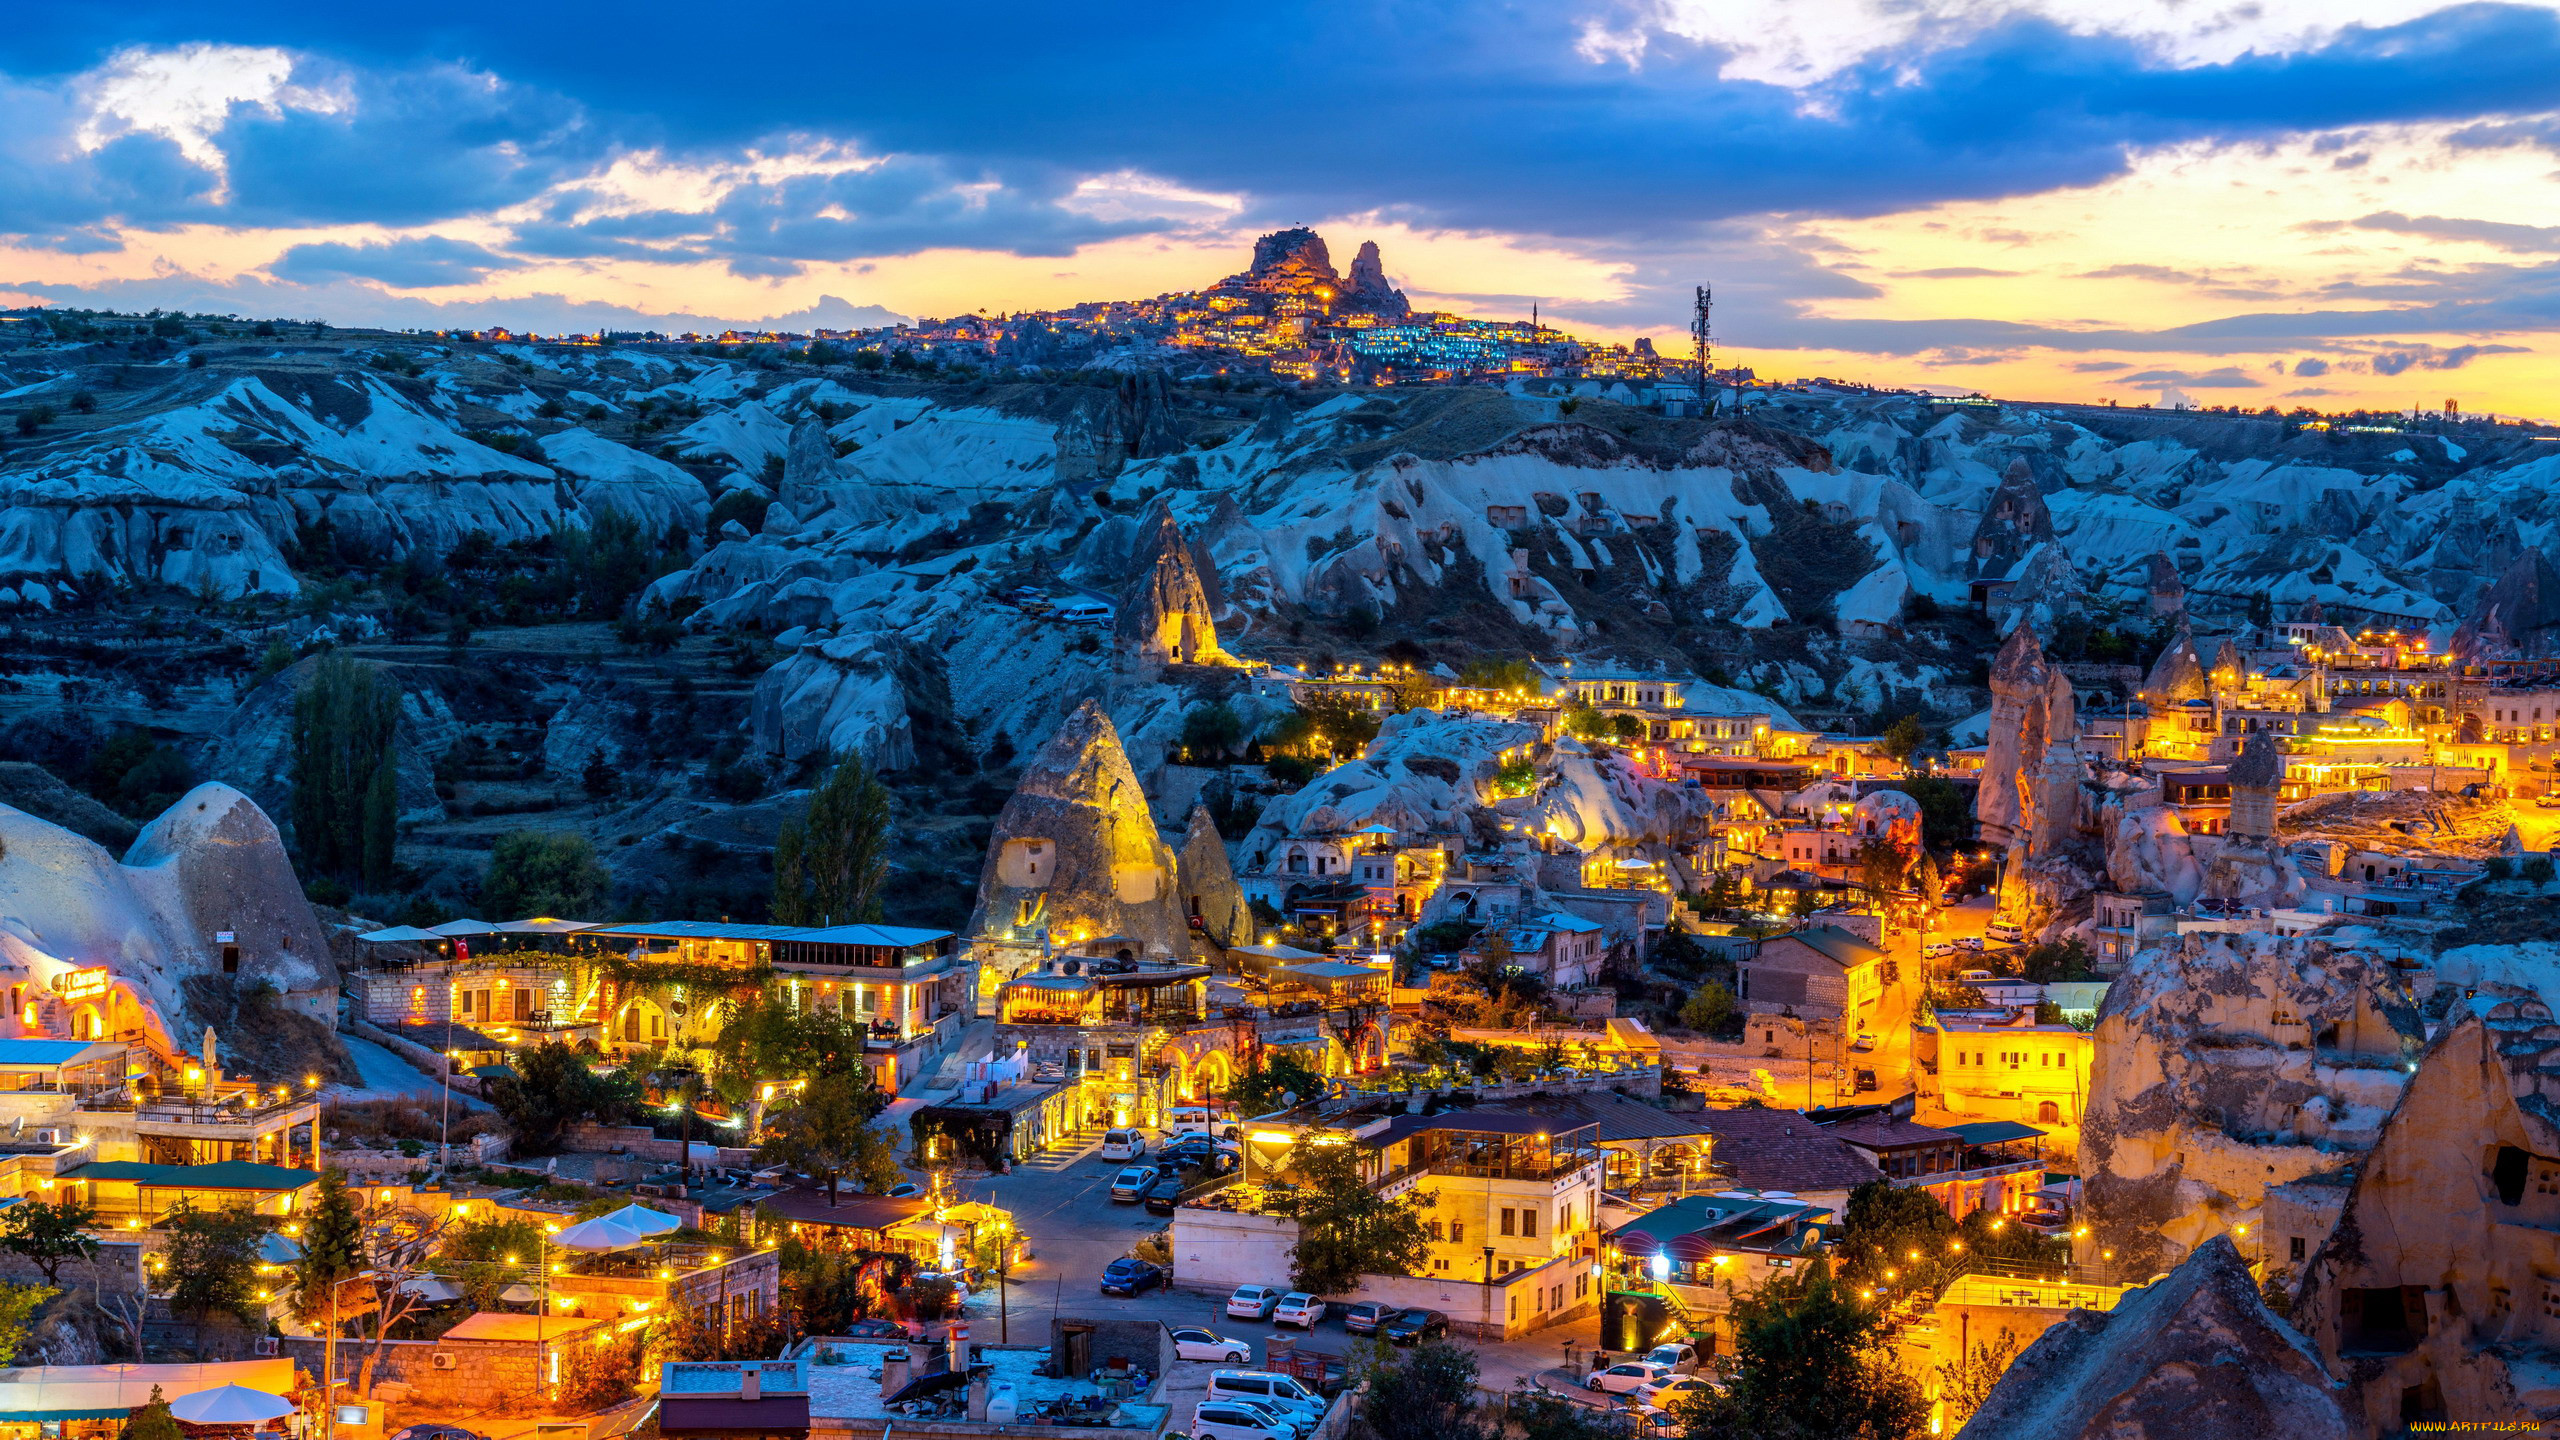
[
  {"left": 2290, "top": 1236, "right": 2306, "bottom": 1262},
  {"left": 1450, "top": 1222, "right": 1464, "bottom": 1244},
  {"left": 1523, "top": 1208, "right": 1539, "bottom": 1238},
  {"left": 1500, "top": 1209, "right": 1516, "bottom": 1237}
]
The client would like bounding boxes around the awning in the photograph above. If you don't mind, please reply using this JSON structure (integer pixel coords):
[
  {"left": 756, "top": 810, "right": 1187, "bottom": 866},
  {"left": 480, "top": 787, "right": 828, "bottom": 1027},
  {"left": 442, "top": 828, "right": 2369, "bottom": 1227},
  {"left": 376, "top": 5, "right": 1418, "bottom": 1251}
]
[
  {"left": 1942, "top": 1120, "right": 2046, "bottom": 1147},
  {"left": 358, "top": 926, "right": 446, "bottom": 943},
  {"left": 0, "top": 1361, "right": 295, "bottom": 1421}
]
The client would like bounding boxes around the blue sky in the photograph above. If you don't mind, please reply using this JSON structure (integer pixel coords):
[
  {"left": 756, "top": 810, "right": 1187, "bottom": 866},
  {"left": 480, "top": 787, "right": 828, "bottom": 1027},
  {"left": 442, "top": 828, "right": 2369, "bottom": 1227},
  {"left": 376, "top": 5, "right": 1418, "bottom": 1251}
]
[{"left": 11, "top": 0, "right": 2560, "bottom": 410}]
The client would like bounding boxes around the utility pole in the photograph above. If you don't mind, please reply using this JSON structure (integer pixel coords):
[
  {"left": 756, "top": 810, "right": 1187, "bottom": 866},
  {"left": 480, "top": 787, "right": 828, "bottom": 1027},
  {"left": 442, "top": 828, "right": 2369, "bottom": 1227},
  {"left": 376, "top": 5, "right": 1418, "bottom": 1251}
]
[{"left": 1691, "top": 285, "right": 1713, "bottom": 410}]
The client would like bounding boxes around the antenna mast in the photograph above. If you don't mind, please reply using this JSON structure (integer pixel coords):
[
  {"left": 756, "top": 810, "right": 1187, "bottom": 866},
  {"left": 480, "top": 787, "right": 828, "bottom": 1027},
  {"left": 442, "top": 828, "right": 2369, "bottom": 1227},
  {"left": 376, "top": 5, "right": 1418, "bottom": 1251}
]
[{"left": 1691, "top": 284, "right": 1713, "bottom": 407}]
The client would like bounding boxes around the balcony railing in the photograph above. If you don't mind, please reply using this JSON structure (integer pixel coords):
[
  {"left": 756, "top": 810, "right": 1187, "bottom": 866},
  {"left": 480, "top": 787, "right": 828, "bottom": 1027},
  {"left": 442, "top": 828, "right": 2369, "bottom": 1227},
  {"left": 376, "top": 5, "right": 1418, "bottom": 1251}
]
[{"left": 77, "top": 1092, "right": 317, "bottom": 1125}]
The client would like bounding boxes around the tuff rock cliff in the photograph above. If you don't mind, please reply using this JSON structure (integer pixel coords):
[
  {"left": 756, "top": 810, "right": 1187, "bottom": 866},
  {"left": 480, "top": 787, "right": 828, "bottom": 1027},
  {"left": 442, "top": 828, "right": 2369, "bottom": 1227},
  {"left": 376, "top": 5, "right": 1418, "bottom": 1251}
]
[
  {"left": 1957, "top": 1236, "right": 2353, "bottom": 1440},
  {"left": 2081, "top": 932, "right": 2423, "bottom": 1273},
  {"left": 964, "top": 700, "right": 1188, "bottom": 964}
]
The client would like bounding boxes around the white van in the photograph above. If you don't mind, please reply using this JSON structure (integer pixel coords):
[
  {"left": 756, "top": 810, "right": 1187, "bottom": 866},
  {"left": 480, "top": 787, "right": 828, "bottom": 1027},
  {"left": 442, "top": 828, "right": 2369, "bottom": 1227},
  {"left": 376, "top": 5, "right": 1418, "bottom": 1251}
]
[
  {"left": 1205, "top": 1371, "right": 1325, "bottom": 1423},
  {"left": 1191, "top": 1403, "right": 1294, "bottom": 1440},
  {"left": 1101, "top": 1129, "right": 1147, "bottom": 1160}
]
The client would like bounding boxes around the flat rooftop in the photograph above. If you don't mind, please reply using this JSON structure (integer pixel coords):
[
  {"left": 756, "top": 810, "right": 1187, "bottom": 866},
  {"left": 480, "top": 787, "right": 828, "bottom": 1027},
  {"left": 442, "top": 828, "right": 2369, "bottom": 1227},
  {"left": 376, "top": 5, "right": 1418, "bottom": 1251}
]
[{"left": 801, "top": 1340, "right": 1168, "bottom": 1431}]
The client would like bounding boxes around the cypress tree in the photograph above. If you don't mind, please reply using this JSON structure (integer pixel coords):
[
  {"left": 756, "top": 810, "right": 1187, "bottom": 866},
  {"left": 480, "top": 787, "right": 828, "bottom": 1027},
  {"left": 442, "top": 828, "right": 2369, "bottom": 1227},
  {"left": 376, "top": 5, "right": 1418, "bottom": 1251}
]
[{"left": 294, "top": 1170, "right": 365, "bottom": 1401}]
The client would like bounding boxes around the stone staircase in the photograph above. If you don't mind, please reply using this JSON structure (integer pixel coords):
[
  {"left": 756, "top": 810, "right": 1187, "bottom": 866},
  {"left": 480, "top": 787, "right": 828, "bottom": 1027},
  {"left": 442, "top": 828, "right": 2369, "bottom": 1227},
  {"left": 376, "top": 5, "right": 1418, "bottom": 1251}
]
[{"left": 1017, "top": 1126, "right": 1111, "bottom": 1174}]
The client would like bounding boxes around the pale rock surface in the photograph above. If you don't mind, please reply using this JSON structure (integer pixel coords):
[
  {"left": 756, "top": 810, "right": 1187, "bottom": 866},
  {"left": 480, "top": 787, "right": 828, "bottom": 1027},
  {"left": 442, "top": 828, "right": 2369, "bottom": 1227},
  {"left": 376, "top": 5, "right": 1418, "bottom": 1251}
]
[
  {"left": 964, "top": 700, "right": 1188, "bottom": 959},
  {"left": 1957, "top": 1235, "right": 2352, "bottom": 1440},
  {"left": 2081, "top": 932, "right": 2422, "bottom": 1272}
]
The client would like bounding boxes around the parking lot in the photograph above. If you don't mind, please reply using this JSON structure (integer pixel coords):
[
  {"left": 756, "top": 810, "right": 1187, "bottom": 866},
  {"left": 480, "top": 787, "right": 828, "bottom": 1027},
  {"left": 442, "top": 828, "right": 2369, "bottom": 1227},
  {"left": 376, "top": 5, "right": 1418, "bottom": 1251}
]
[{"left": 940, "top": 1140, "right": 1610, "bottom": 1398}]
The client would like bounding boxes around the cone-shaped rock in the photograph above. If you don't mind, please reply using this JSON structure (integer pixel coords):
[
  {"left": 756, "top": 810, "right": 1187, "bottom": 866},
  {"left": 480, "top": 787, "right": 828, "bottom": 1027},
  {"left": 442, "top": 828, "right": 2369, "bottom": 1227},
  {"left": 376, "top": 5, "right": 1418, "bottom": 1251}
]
[
  {"left": 779, "top": 416, "right": 842, "bottom": 515},
  {"left": 1115, "top": 510, "right": 1227, "bottom": 669},
  {"left": 1176, "top": 806, "right": 1250, "bottom": 949},
  {"left": 1957, "top": 1236, "right": 2351, "bottom": 1439},
  {"left": 965, "top": 700, "right": 1186, "bottom": 960},
  {"left": 2142, "top": 621, "right": 2210, "bottom": 705}
]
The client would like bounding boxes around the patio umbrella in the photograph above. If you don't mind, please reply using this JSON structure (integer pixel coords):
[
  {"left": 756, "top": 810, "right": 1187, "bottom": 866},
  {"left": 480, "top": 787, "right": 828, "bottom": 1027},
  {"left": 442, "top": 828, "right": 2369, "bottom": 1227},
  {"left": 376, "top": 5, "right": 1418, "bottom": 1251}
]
[
  {"left": 427, "top": 919, "right": 504, "bottom": 937},
  {"left": 357, "top": 925, "right": 445, "bottom": 943},
  {"left": 498, "top": 1283, "right": 544, "bottom": 1305},
  {"left": 549, "top": 1215, "right": 648, "bottom": 1252},
  {"left": 169, "top": 1386, "right": 294, "bottom": 1424},
  {"left": 257, "top": 1232, "right": 303, "bottom": 1264},
  {"left": 596, "top": 1204, "right": 682, "bottom": 1238}
]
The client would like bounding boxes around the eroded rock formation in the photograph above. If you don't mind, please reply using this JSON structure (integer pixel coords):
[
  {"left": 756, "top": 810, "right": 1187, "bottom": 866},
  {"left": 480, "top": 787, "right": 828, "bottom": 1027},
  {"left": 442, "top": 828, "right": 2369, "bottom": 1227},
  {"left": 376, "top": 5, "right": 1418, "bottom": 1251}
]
[
  {"left": 1958, "top": 1235, "right": 2353, "bottom": 1440},
  {"left": 2296, "top": 1001, "right": 2560, "bottom": 1425},
  {"left": 1177, "top": 806, "right": 1250, "bottom": 949},
  {"left": 2453, "top": 546, "right": 2560, "bottom": 663},
  {"left": 1115, "top": 510, "right": 1228, "bottom": 672},
  {"left": 2081, "top": 932, "right": 2422, "bottom": 1273},
  {"left": 964, "top": 700, "right": 1187, "bottom": 962}
]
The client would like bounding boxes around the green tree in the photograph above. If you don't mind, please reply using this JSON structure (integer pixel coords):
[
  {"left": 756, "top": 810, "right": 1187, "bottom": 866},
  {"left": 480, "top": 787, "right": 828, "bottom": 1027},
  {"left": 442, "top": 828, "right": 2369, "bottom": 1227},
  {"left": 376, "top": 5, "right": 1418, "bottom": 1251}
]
[
  {"left": 709, "top": 992, "right": 877, "bottom": 1087},
  {"left": 294, "top": 1170, "right": 365, "bottom": 1401},
  {"left": 1180, "top": 702, "right": 1247, "bottom": 760},
  {"left": 1686, "top": 1261, "right": 1927, "bottom": 1440},
  {"left": 1281, "top": 1136, "right": 1435, "bottom": 1294},
  {"left": 1832, "top": 1182, "right": 1960, "bottom": 1294},
  {"left": 0, "top": 1282, "right": 51, "bottom": 1366},
  {"left": 2527, "top": 855, "right": 2557, "bottom": 887},
  {"left": 773, "top": 756, "right": 892, "bottom": 926},
  {"left": 1224, "top": 1051, "right": 1327, "bottom": 1120},
  {"left": 484, "top": 1042, "right": 641, "bottom": 1155},
  {"left": 1681, "top": 982, "right": 1738, "bottom": 1037},
  {"left": 757, "top": 1071, "right": 895, "bottom": 1203},
  {"left": 1854, "top": 839, "right": 1908, "bottom": 899},
  {"left": 0, "top": 1195, "right": 98, "bottom": 1286},
  {"left": 443, "top": 1216, "right": 545, "bottom": 1264},
  {"left": 158, "top": 1202, "right": 270, "bottom": 1328},
  {"left": 479, "top": 831, "right": 614, "bottom": 918},
  {"left": 125, "top": 1386, "right": 184, "bottom": 1440},
  {"left": 1934, "top": 1332, "right": 2019, "bottom": 1434},
  {"left": 1881, "top": 714, "right": 1926, "bottom": 765},
  {"left": 288, "top": 653, "right": 399, "bottom": 887},
  {"left": 1350, "top": 1338, "right": 1483, "bottom": 1440}
]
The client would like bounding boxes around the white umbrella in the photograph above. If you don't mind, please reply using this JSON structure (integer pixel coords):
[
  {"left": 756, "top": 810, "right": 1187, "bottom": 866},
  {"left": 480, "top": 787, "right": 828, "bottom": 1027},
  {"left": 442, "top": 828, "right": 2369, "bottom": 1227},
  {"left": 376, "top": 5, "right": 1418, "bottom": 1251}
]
[
  {"left": 169, "top": 1385, "right": 295, "bottom": 1424},
  {"left": 549, "top": 1215, "right": 647, "bottom": 1252},
  {"left": 597, "top": 1204, "right": 682, "bottom": 1238},
  {"left": 427, "top": 919, "right": 504, "bottom": 937}
]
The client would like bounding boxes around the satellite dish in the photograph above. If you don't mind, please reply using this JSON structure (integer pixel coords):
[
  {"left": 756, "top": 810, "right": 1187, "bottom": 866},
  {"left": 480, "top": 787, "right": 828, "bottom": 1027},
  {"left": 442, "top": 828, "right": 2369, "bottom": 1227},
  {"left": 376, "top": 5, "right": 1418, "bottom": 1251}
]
[
  {"left": 10, "top": 1117, "right": 21, "bottom": 1139},
  {"left": 1281, "top": 1091, "right": 1298, "bottom": 1107}
]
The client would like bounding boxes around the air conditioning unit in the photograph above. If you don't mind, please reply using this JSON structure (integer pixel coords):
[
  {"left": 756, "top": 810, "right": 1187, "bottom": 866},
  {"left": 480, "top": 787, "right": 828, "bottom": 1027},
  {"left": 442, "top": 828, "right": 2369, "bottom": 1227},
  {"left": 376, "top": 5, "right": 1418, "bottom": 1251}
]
[
  {"left": 431, "top": 1353, "right": 457, "bottom": 1371},
  {"left": 253, "top": 1337, "right": 279, "bottom": 1357}
]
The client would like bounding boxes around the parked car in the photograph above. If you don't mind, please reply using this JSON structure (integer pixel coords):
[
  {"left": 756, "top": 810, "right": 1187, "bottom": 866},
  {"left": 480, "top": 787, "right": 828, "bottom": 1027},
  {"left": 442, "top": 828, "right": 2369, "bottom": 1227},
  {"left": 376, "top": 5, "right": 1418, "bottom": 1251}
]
[
  {"left": 1142, "top": 1175, "right": 1187, "bottom": 1215},
  {"left": 1110, "top": 1165, "right": 1157, "bottom": 1202},
  {"left": 1642, "top": 1343, "right": 1698, "bottom": 1375},
  {"left": 1635, "top": 1376, "right": 1720, "bottom": 1411},
  {"left": 1587, "top": 1362, "right": 1673, "bottom": 1395},
  {"left": 1378, "top": 1308, "right": 1448, "bottom": 1345},
  {"left": 1226, "top": 1284, "right": 1285, "bottom": 1320},
  {"left": 1272, "top": 1292, "right": 1326, "bottom": 1328},
  {"left": 1101, "top": 1129, "right": 1148, "bottom": 1160},
  {"left": 1220, "top": 1399, "right": 1307, "bottom": 1438},
  {"left": 1847, "top": 1033, "right": 1876, "bottom": 1053},
  {"left": 1341, "top": 1301, "right": 1395, "bottom": 1335},
  {"left": 1190, "top": 1403, "right": 1293, "bottom": 1440},
  {"left": 845, "top": 1317, "right": 913, "bottom": 1339},
  {"left": 1169, "top": 1327, "right": 1254, "bottom": 1362},
  {"left": 1204, "top": 1371, "right": 1325, "bottom": 1423},
  {"left": 1100, "top": 1258, "right": 1164, "bottom": 1296},
  {"left": 1627, "top": 1408, "right": 1684, "bottom": 1436},
  {"left": 885, "top": 1182, "right": 924, "bottom": 1199}
]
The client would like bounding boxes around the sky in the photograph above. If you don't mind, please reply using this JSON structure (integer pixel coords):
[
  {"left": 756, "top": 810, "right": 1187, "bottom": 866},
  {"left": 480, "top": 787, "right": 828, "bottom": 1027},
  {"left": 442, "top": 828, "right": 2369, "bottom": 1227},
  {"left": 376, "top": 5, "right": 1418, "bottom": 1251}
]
[{"left": 9, "top": 2, "right": 2560, "bottom": 414}]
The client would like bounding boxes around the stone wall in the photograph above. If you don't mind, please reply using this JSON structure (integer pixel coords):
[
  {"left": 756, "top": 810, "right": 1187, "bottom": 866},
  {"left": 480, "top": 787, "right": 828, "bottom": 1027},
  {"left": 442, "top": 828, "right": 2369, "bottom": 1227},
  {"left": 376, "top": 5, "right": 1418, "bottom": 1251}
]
[
  {"left": 562, "top": 1122, "right": 756, "bottom": 1168},
  {"left": 281, "top": 1330, "right": 578, "bottom": 1412}
]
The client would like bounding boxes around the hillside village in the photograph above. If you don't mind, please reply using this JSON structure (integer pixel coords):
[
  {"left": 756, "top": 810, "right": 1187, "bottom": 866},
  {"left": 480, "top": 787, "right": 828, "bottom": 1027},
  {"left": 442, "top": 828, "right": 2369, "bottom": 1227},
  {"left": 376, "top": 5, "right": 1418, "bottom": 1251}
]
[{"left": 6, "top": 230, "right": 2560, "bottom": 1438}]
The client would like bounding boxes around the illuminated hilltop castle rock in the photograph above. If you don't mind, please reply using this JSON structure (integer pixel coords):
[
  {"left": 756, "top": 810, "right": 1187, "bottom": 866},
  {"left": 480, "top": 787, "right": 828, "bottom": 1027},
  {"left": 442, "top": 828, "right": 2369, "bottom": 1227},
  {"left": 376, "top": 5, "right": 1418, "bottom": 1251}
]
[{"left": 1206, "top": 228, "right": 1410, "bottom": 319}]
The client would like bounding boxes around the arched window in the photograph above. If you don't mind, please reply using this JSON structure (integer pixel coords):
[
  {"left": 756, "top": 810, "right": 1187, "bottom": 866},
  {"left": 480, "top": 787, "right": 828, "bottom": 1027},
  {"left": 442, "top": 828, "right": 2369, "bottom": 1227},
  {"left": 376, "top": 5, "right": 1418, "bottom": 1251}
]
[{"left": 2037, "top": 1100, "right": 2061, "bottom": 1124}]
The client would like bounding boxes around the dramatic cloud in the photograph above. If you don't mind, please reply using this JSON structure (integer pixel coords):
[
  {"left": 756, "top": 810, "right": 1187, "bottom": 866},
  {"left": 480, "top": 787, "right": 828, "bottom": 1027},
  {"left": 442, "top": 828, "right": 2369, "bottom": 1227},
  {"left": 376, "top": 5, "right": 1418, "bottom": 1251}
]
[{"left": 271, "top": 235, "right": 518, "bottom": 288}]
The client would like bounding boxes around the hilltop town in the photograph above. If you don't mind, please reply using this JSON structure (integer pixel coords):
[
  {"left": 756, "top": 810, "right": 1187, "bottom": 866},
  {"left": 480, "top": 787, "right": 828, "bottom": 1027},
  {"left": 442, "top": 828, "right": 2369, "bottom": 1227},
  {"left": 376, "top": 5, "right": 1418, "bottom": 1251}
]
[{"left": 1, "top": 228, "right": 2559, "bottom": 1438}]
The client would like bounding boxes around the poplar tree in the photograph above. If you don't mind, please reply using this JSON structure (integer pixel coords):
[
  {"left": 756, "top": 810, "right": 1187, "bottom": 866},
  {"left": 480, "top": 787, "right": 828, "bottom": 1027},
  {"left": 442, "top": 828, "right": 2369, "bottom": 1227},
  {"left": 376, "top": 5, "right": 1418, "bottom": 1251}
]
[
  {"left": 288, "top": 654, "right": 400, "bottom": 887},
  {"left": 295, "top": 1171, "right": 365, "bottom": 1403},
  {"left": 773, "top": 756, "right": 892, "bottom": 926}
]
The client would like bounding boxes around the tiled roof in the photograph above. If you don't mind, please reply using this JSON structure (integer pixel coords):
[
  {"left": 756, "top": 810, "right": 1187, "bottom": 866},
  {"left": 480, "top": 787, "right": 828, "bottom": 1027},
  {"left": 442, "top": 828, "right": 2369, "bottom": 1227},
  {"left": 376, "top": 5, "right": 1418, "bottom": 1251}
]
[
  {"left": 1826, "top": 1117, "right": 1962, "bottom": 1151},
  {"left": 1692, "top": 1107, "right": 1886, "bottom": 1193},
  {"left": 755, "top": 1188, "right": 932, "bottom": 1230},
  {"left": 1496, "top": 1092, "right": 1713, "bottom": 1143}
]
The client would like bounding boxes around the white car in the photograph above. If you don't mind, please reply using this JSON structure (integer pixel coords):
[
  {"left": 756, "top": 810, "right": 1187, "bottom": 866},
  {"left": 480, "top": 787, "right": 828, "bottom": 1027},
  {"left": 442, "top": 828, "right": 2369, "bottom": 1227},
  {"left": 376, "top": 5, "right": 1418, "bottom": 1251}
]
[
  {"left": 1226, "top": 1284, "right": 1285, "bottom": 1320},
  {"left": 1635, "top": 1376, "right": 1720, "bottom": 1411},
  {"left": 1221, "top": 1400, "right": 1306, "bottom": 1438},
  {"left": 1191, "top": 1403, "right": 1293, "bottom": 1440},
  {"left": 1170, "top": 1327, "right": 1254, "bottom": 1362},
  {"left": 1642, "top": 1343, "right": 1697, "bottom": 1374},
  {"left": 1271, "top": 1292, "right": 1326, "bottom": 1328},
  {"left": 1100, "top": 1129, "right": 1148, "bottom": 1160},
  {"left": 1109, "top": 1165, "right": 1156, "bottom": 1202},
  {"left": 1586, "top": 1361, "right": 1673, "bottom": 1395}
]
